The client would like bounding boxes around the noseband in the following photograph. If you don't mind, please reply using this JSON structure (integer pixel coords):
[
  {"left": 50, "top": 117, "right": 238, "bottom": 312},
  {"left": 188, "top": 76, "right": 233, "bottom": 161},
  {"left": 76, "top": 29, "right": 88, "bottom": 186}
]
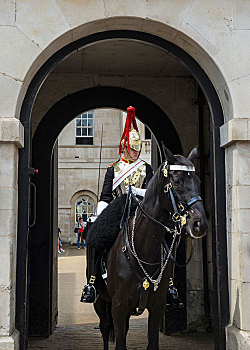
[{"left": 162, "top": 161, "right": 202, "bottom": 228}]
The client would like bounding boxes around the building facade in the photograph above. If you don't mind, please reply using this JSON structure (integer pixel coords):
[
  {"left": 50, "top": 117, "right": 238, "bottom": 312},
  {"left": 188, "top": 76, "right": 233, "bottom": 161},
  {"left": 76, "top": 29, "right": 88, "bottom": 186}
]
[{"left": 57, "top": 108, "right": 151, "bottom": 244}]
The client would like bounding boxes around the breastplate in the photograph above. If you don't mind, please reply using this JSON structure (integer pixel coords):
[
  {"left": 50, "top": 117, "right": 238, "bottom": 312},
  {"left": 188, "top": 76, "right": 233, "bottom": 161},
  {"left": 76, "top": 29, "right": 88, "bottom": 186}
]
[{"left": 112, "top": 160, "right": 146, "bottom": 197}]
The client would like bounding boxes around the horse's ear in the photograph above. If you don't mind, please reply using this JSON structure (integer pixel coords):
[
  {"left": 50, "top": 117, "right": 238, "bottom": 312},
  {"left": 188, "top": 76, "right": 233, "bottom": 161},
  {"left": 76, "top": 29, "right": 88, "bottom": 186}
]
[
  {"left": 188, "top": 146, "right": 198, "bottom": 163},
  {"left": 161, "top": 142, "right": 176, "bottom": 163}
]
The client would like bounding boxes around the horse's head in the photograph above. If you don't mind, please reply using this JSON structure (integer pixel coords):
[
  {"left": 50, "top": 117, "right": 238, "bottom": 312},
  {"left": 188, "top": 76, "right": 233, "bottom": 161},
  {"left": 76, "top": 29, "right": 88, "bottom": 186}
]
[{"left": 160, "top": 145, "right": 208, "bottom": 239}]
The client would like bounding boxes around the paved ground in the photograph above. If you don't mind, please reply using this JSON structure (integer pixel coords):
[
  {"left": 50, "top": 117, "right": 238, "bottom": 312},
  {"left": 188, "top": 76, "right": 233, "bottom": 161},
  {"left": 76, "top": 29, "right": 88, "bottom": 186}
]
[{"left": 28, "top": 245, "right": 213, "bottom": 350}]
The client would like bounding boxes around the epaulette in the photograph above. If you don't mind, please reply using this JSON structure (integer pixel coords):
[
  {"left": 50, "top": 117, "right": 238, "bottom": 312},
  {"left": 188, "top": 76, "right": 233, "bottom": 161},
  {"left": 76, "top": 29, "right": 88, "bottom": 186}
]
[{"left": 108, "top": 159, "right": 120, "bottom": 168}]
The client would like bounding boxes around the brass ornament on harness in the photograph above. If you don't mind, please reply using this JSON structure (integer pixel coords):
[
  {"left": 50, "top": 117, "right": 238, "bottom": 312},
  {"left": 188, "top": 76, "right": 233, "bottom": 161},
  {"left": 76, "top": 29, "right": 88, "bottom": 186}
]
[
  {"left": 162, "top": 161, "right": 169, "bottom": 178},
  {"left": 172, "top": 213, "right": 180, "bottom": 222},
  {"left": 164, "top": 183, "right": 172, "bottom": 193},
  {"left": 179, "top": 203, "right": 185, "bottom": 212},
  {"left": 180, "top": 215, "right": 187, "bottom": 227},
  {"left": 143, "top": 279, "right": 150, "bottom": 290},
  {"left": 89, "top": 275, "right": 96, "bottom": 284}
]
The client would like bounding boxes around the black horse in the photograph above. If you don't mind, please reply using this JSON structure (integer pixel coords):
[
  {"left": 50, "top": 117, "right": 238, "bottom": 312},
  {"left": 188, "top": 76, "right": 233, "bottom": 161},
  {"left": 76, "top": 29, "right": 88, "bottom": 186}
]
[{"left": 94, "top": 146, "right": 208, "bottom": 350}]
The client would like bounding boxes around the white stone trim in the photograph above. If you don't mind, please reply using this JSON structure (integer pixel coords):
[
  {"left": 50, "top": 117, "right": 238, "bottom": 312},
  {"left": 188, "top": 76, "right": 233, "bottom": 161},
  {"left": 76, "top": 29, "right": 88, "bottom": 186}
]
[
  {"left": 220, "top": 119, "right": 249, "bottom": 148},
  {"left": 0, "top": 330, "right": 20, "bottom": 350},
  {"left": 226, "top": 325, "right": 250, "bottom": 350},
  {"left": 0, "top": 118, "right": 24, "bottom": 148}
]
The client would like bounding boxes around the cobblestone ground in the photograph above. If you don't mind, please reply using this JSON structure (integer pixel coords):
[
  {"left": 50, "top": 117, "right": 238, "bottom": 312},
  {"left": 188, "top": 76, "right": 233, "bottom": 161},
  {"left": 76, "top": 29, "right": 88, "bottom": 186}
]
[
  {"left": 28, "top": 322, "right": 213, "bottom": 350},
  {"left": 28, "top": 245, "right": 213, "bottom": 350}
]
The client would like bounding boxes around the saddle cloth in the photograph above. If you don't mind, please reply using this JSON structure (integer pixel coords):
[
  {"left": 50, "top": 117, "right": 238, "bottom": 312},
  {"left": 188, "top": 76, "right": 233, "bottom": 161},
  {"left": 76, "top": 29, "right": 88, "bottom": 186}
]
[{"left": 86, "top": 194, "right": 137, "bottom": 250}]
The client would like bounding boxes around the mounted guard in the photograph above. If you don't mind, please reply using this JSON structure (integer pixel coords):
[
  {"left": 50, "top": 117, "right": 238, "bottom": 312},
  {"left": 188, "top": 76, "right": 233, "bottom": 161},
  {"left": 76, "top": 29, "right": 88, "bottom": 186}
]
[
  {"left": 84, "top": 143, "right": 208, "bottom": 350},
  {"left": 80, "top": 106, "right": 182, "bottom": 307}
]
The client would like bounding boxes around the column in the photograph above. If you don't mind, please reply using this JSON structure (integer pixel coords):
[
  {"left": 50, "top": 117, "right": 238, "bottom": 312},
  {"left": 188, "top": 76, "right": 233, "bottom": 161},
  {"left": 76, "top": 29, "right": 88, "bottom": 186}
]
[
  {"left": 221, "top": 119, "right": 250, "bottom": 349},
  {"left": 0, "top": 118, "right": 23, "bottom": 350}
]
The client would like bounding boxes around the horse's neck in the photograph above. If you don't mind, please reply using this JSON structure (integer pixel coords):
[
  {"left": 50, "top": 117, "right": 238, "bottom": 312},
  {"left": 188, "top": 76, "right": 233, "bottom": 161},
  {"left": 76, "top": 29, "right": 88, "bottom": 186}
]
[
  {"left": 132, "top": 198, "right": 170, "bottom": 261},
  {"left": 143, "top": 196, "right": 170, "bottom": 227}
]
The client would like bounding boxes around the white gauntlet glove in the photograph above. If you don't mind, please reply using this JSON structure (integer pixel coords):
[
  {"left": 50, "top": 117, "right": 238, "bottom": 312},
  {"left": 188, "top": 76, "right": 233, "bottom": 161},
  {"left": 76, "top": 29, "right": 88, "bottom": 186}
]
[
  {"left": 96, "top": 201, "right": 108, "bottom": 215},
  {"left": 126, "top": 186, "right": 146, "bottom": 197},
  {"left": 87, "top": 215, "right": 98, "bottom": 223},
  {"left": 133, "top": 187, "right": 146, "bottom": 197}
]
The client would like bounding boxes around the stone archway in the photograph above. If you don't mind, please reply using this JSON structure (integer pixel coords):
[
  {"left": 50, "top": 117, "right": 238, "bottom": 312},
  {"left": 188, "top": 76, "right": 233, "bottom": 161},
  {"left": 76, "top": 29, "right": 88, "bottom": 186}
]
[{"left": 17, "top": 29, "right": 228, "bottom": 350}]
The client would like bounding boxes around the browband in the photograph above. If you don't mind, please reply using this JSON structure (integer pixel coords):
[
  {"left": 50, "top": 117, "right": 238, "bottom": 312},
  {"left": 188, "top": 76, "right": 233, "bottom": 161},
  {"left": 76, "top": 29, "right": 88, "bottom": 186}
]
[{"left": 169, "top": 165, "right": 195, "bottom": 172}]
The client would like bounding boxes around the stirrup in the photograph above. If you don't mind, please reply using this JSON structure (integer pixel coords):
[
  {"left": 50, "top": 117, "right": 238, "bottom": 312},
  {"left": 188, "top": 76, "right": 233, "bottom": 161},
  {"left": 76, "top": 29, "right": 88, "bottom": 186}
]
[{"left": 80, "top": 284, "right": 97, "bottom": 303}]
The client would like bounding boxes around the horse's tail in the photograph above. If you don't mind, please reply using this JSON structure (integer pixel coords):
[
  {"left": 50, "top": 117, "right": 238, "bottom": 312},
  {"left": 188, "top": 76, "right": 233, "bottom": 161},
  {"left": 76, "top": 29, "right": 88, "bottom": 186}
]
[{"left": 106, "top": 301, "right": 115, "bottom": 343}]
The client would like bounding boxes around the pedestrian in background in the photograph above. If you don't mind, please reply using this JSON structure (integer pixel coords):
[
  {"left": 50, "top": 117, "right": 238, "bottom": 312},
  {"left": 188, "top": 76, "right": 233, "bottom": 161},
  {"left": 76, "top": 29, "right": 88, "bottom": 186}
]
[
  {"left": 58, "top": 227, "right": 65, "bottom": 253},
  {"left": 77, "top": 216, "right": 86, "bottom": 249}
]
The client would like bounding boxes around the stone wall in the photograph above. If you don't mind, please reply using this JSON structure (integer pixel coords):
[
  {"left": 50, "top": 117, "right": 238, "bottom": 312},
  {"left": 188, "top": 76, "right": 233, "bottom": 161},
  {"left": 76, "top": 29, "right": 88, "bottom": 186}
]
[{"left": 0, "top": 120, "right": 23, "bottom": 348}]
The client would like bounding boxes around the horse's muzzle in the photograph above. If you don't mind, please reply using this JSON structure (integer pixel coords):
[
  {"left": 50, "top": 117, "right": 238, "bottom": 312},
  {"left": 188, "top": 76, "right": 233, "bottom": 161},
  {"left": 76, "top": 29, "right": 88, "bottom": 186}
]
[
  {"left": 187, "top": 220, "right": 207, "bottom": 239},
  {"left": 185, "top": 204, "right": 208, "bottom": 239}
]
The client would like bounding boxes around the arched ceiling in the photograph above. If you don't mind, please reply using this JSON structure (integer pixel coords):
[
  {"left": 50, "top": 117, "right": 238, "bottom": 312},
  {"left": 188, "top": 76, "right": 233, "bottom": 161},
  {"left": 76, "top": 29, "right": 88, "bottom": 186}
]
[{"left": 52, "top": 39, "right": 191, "bottom": 77}]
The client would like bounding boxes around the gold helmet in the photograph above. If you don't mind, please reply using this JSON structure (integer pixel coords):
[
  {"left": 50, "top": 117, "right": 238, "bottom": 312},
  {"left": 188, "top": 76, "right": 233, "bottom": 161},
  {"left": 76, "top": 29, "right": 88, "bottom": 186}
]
[
  {"left": 119, "top": 106, "right": 142, "bottom": 155},
  {"left": 128, "top": 128, "right": 141, "bottom": 152}
]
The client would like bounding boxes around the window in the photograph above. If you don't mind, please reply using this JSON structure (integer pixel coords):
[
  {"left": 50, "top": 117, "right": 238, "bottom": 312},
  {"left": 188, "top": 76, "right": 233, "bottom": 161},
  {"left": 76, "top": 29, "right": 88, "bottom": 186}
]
[
  {"left": 75, "top": 111, "right": 94, "bottom": 145},
  {"left": 75, "top": 195, "right": 95, "bottom": 223}
]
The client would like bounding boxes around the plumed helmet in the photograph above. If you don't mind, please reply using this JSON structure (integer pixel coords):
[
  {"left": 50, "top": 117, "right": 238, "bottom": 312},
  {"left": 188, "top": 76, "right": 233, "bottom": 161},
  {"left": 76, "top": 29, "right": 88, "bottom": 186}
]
[
  {"left": 119, "top": 106, "right": 142, "bottom": 154},
  {"left": 128, "top": 128, "right": 141, "bottom": 151}
]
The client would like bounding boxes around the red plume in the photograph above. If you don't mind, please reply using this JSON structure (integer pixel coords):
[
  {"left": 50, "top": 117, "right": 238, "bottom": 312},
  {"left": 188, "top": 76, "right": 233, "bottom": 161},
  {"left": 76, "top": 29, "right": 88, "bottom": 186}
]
[{"left": 119, "top": 106, "right": 139, "bottom": 155}]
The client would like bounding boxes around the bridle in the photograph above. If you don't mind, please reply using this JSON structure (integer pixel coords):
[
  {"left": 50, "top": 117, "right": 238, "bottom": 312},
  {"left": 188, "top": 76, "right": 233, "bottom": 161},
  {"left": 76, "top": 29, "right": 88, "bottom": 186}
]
[
  {"left": 122, "top": 161, "right": 203, "bottom": 236},
  {"left": 162, "top": 161, "right": 202, "bottom": 234}
]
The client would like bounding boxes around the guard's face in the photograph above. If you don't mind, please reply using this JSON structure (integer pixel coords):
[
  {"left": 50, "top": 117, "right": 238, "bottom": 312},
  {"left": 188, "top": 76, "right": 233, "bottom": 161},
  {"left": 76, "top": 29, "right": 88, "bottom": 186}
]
[{"left": 128, "top": 148, "right": 140, "bottom": 160}]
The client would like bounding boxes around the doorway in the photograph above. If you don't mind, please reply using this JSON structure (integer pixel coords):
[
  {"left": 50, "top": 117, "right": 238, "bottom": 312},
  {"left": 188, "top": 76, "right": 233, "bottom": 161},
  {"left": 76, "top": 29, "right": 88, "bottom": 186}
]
[{"left": 17, "top": 30, "right": 228, "bottom": 350}]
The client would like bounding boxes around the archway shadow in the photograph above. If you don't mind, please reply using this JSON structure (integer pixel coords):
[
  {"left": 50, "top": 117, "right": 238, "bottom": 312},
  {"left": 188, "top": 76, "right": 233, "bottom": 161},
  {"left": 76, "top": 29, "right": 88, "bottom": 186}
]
[{"left": 28, "top": 87, "right": 182, "bottom": 337}]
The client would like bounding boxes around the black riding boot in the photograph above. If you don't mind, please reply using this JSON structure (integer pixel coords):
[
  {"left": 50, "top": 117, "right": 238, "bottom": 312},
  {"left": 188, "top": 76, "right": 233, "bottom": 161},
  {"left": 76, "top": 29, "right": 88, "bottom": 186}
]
[
  {"left": 80, "top": 246, "right": 99, "bottom": 303},
  {"left": 166, "top": 278, "right": 184, "bottom": 309}
]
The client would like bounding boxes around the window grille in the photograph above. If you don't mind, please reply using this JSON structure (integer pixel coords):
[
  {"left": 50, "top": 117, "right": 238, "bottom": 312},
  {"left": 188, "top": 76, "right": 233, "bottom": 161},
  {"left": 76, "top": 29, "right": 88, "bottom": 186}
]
[
  {"left": 75, "top": 195, "right": 95, "bottom": 223},
  {"left": 75, "top": 111, "right": 94, "bottom": 145}
]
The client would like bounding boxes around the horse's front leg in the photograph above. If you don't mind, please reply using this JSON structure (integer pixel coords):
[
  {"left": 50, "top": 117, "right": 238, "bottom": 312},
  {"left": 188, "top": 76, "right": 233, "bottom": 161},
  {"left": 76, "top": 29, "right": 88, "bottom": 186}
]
[
  {"left": 112, "top": 297, "right": 130, "bottom": 350},
  {"left": 147, "top": 301, "right": 166, "bottom": 350}
]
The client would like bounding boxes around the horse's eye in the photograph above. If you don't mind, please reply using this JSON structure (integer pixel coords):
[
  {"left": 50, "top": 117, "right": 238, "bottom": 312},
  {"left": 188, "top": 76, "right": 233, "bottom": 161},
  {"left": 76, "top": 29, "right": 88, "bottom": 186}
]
[{"left": 174, "top": 180, "right": 181, "bottom": 187}]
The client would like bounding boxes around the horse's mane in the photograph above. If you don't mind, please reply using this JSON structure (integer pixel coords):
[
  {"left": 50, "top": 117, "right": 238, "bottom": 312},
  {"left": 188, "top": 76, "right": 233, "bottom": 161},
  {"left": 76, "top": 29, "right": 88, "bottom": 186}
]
[{"left": 143, "top": 163, "right": 164, "bottom": 203}]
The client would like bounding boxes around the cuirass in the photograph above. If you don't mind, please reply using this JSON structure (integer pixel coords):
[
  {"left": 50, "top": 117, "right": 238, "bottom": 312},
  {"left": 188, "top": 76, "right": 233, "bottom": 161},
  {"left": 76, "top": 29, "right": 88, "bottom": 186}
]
[{"left": 112, "top": 159, "right": 146, "bottom": 198}]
